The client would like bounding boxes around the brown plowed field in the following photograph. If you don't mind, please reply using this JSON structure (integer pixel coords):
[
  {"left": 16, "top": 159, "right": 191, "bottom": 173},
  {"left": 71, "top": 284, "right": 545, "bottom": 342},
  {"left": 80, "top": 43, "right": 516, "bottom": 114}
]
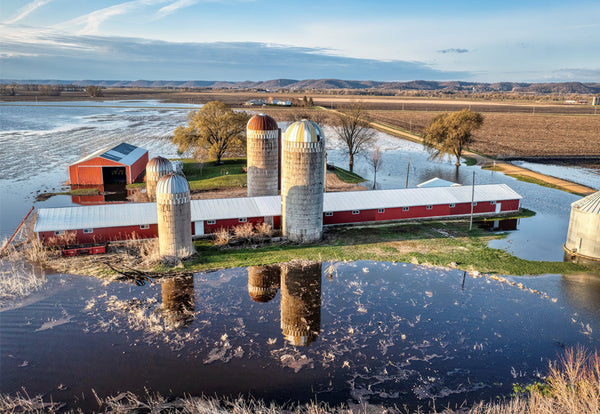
[{"left": 370, "top": 111, "right": 600, "bottom": 157}]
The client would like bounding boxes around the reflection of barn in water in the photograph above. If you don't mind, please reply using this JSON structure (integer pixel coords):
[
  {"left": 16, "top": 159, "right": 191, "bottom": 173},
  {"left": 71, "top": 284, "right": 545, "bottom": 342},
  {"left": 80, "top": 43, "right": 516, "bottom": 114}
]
[
  {"left": 477, "top": 218, "right": 519, "bottom": 232},
  {"left": 247, "top": 265, "right": 280, "bottom": 303},
  {"left": 280, "top": 262, "right": 322, "bottom": 346},
  {"left": 161, "top": 276, "right": 195, "bottom": 328}
]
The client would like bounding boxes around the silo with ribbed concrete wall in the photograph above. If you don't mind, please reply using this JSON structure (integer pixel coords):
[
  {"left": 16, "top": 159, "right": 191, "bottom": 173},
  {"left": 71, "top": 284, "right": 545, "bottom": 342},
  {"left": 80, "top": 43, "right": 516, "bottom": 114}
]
[
  {"left": 280, "top": 261, "right": 322, "bottom": 346},
  {"left": 247, "top": 114, "right": 281, "bottom": 197},
  {"left": 156, "top": 173, "right": 194, "bottom": 258},
  {"left": 146, "top": 156, "right": 172, "bottom": 201},
  {"left": 564, "top": 191, "right": 600, "bottom": 261},
  {"left": 281, "top": 120, "right": 325, "bottom": 243}
]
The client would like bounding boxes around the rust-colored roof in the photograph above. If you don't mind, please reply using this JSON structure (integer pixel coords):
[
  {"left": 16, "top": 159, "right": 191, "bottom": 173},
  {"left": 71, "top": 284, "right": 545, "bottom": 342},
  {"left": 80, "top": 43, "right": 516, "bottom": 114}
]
[{"left": 247, "top": 113, "right": 278, "bottom": 131}]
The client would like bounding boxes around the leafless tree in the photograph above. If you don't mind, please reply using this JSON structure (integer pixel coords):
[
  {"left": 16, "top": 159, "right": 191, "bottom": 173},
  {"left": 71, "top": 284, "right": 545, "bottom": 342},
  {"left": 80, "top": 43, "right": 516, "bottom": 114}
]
[
  {"left": 370, "top": 147, "right": 384, "bottom": 189},
  {"left": 333, "top": 101, "right": 375, "bottom": 172}
]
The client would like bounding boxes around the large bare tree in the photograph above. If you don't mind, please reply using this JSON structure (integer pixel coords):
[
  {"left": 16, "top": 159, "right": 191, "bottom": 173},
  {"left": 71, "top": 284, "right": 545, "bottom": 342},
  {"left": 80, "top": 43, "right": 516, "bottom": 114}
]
[
  {"left": 422, "top": 109, "right": 484, "bottom": 167},
  {"left": 173, "top": 101, "right": 250, "bottom": 165},
  {"left": 370, "top": 146, "right": 384, "bottom": 189},
  {"left": 333, "top": 101, "right": 375, "bottom": 172}
]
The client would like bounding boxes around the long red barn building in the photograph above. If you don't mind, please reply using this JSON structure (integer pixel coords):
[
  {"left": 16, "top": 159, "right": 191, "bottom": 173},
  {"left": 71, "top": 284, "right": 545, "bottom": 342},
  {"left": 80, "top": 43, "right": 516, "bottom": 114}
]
[
  {"left": 35, "top": 184, "right": 522, "bottom": 245},
  {"left": 69, "top": 142, "right": 148, "bottom": 185}
]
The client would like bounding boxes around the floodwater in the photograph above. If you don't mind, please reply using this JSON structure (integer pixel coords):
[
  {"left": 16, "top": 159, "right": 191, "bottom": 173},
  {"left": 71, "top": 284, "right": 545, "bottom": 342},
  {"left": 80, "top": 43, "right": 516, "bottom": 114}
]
[
  {"left": 1, "top": 101, "right": 600, "bottom": 409},
  {"left": 2, "top": 261, "right": 599, "bottom": 411}
]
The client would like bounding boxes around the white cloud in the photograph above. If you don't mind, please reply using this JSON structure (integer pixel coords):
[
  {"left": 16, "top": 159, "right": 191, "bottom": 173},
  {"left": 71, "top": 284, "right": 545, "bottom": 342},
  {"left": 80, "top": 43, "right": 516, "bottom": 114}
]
[
  {"left": 4, "top": 0, "right": 54, "bottom": 24},
  {"left": 56, "top": 0, "right": 167, "bottom": 35},
  {"left": 156, "top": 0, "right": 199, "bottom": 18}
]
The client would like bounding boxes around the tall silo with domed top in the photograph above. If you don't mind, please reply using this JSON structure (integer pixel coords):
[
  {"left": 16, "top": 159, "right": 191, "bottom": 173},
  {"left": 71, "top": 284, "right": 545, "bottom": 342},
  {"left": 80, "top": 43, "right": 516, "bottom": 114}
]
[
  {"left": 156, "top": 173, "right": 194, "bottom": 258},
  {"left": 281, "top": 120, "right": 325, "bottom": 243},
  {"left": 247, "top": 114, "right": 281, "bottom": 197},
  {"left": 146, "top": 156, "right": 172, "bottom": 201}
]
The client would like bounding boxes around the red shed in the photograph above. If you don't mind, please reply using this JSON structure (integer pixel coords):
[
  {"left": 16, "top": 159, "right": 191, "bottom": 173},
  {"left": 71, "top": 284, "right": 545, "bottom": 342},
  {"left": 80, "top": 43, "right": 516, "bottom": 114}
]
[{"left": 69, "top": 143, "right": 149, "bottom": 185}]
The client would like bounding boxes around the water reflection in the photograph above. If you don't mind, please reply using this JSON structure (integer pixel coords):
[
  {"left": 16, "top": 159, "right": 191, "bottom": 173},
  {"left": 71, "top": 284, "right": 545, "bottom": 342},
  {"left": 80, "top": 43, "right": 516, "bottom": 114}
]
[
  {"left": 561, "top": 273, "right": 600, "bottom": 318},
  {"left": 280, "top": 262, "right": 322, "bottom": 347},
  {"left": 70, "top": 184, "right": 132, "bottom": 205},
  {"left": 247, "top": 265, "right": 280, "bottom": 303},
  {"left": 161, "top": 276, "right": 195, "bottom": 329},
  {"left": 477, "top": 218, "right": 519, "bottom": 232}
]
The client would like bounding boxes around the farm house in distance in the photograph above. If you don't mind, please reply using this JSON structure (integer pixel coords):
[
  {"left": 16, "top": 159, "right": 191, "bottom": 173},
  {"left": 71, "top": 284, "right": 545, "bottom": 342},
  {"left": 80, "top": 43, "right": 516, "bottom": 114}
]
[{"left": 69, "top": 142, "right": 148, "bottom": 185}]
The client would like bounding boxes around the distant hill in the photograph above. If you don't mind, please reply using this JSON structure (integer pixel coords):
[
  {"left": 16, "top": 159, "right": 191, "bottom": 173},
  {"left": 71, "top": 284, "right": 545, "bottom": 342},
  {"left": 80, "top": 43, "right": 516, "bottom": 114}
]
[{"left": 2, "top": 79, "right": 600, "bottom": 94}]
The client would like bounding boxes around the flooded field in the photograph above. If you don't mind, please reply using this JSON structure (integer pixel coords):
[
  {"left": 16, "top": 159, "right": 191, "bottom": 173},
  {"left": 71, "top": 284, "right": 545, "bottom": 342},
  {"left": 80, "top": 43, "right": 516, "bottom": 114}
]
[
  {"left": 2, "top": 261, "right": 599, "bottom": 411},
  {"left": 1, "top": 101, "right": 599, "bottom": 411}
]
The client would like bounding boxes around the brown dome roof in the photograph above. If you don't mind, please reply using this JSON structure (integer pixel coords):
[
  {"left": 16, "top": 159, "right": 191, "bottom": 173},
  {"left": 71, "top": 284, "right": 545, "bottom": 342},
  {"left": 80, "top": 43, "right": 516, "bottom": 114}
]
[{"left": 247, "top": 114, "right": 278, "bottom": 131}]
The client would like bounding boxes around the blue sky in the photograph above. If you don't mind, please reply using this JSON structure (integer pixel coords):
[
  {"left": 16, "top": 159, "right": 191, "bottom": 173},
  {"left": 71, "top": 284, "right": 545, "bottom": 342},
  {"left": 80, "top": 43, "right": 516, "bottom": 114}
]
[{"left": 1, "top": 0, "right": 599, "bottom": 82}]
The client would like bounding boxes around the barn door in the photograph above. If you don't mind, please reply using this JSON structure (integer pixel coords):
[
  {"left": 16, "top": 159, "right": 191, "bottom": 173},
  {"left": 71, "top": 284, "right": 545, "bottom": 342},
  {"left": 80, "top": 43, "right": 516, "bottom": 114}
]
[
  {"left": 194, "top": 220, "right": 204, "bottom": 236},
  {"left": 495, "top": 202, "right": 501, "bottom": 214}
]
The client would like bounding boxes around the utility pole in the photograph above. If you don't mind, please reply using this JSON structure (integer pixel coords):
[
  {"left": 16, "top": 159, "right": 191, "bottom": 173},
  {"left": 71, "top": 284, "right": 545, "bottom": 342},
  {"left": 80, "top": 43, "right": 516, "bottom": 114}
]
[
  {"left": 469, "top": 171, "right": 475, "bottom": 231},
  {"left": 405, "top": 157, "right": 411, "bottom": 188}
]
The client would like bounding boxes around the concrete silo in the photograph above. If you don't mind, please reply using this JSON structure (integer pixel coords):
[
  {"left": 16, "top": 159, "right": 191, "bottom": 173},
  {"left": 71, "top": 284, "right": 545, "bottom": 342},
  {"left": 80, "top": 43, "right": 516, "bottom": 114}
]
[
  {"left": 281, "top": 120, "right": 325, "bottom": 243},
  {"left": 146, "top": 156, "right": 172, "bottom": 201},
  {"left": 564, "top": 191, "right": 600, "bottom": 261},
  {"left": 156, "top": 173, "right": 194, "bottom": 258},
  {"left": 247, "top": 265, "right": 280, "bottom": 303},
  {"left": 247, "top": 114, "right": 281, "bottom": 197},
  {"left": 280, "top": 261, "right": 322, "bottom": 346}
]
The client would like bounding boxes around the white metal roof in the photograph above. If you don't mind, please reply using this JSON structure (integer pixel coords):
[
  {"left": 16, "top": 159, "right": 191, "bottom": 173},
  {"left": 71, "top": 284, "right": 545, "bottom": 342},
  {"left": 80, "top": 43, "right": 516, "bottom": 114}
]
[
  {"left": 571, "top": 191, "right": 600, "bottom": 215},
  {"left": 34, "top": 184, "right": 521, "bottom": 232},
  {"left": 323, "top": 184, "right": 521, "bottom": 212},
  {"left": 417, "top": 177, "right": 462, "bottom": 188}
]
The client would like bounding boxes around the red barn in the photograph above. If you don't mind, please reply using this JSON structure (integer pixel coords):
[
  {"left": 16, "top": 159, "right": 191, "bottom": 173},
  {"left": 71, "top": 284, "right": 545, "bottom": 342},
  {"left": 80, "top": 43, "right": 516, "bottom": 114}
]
[{"left": 69, "top": 143, "right": 148, "bottom": 185}]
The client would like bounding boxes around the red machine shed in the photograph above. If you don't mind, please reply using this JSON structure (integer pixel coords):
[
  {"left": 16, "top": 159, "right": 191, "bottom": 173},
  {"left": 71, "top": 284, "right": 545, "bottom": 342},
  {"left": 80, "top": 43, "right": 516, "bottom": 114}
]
[{"left": 69, "top": 143, "right": 148, "bottom": 185}]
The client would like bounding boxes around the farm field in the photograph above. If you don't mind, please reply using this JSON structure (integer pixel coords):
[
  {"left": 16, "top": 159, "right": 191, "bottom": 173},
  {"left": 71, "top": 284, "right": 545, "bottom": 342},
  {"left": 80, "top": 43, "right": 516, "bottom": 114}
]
[{"left": 369, "top": 110, "right": 600, "bottom": 158}]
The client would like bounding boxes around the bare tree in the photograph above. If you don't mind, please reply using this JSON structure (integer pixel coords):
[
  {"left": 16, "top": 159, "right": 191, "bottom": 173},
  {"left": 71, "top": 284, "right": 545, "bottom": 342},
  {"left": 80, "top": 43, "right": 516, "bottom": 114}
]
[
  {"left": 370, "top": 147, "right": 384, "bottom": 189},
  {"left": 333, "top": 101, "right": 375, "bottom": 172},
  {"left": 87, "top": 85, "right": 103, "bottom": 97}
]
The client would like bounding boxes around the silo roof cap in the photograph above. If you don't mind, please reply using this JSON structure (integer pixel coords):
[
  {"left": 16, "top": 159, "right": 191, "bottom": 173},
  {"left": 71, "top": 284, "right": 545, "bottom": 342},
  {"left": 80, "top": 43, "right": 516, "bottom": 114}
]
[
  {"left": 146, "top": 156, "right": 173, "bottom": 174},
  {"left": 283, "top": 119, "right": 324, "bottom": 143},
  {"left": 247, "top": 113, "right": 278, "bottom": 131},
  {"left": 156, "top": 173, "right": 190, "bottom": 194},
  {"left": 572, "top": 191, "right": 600, "bottom": 215}
]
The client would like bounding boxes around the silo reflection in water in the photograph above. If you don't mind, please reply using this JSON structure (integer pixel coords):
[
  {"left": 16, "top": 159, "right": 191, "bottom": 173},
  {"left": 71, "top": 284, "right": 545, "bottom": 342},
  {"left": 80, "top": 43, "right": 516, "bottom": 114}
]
[
  {"left": 280, "top": 261, "right": 322, "bottom": 346},
  {"left": 161, "top": 275, "right": 195, "bottom": 329},
  {"left": 248, "top": 265, "right": 281, "bottom": 303}
]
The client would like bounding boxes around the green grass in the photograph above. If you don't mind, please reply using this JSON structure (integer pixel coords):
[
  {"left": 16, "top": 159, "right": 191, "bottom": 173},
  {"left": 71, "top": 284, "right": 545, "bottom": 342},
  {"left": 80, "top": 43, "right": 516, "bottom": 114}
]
[
  {"left": 181, "top": 158, "right": 247, "bottom": 190},
  {"left": 332, "top": 166, "right": 366, "bottom": 183},
  {"left": 181, "top": 220, "right": 595, "bottom": 276},
  {"left": 480, "top": 208, "right": 536, "bottom": 220},
  {"left": 507, "top": 174, "right": 584, "bottom": 196},
  {"left": 462, "top": 156, "right": 477, "bottom": 166},
  {"left": 35, "top": 187, "right": 101, "bottom": 201}
]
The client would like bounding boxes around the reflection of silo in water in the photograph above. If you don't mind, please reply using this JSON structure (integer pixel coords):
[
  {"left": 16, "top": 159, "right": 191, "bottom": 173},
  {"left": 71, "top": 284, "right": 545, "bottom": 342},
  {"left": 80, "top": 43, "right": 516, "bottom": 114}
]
[
  {"left": 280, "top": 261, "right": 322, "bottom": 346},
  {"left": 161, "top": 275, "right": 195, "bottom": 328},
  {"left": 146, "top": 156, "right": 173, "bottom": 201},
  {"left": 561, "top": 273, "right": 600, "bottom": 318},
  {"left": 248, "top": 265, "right": 280, "bottom": 303},
  {"left": 156, "top": 173, "right": 194, "bottom": 258}
]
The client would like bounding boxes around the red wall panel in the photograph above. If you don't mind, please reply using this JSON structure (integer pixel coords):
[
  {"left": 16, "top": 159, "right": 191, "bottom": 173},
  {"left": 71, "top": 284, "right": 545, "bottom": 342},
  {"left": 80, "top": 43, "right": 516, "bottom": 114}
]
[
  {"left": 40, "top": 224, "right": 158, "bottom": 246},
  {"left": 204, "top": 217, "right": 265, "bottom": 234},
  {"left": 129, "top": 152, "right": 149, "bottom": 183}
]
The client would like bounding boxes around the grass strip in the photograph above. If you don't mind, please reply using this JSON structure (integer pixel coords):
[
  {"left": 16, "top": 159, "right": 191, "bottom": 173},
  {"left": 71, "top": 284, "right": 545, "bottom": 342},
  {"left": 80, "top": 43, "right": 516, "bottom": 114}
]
[{"left": 332, "top": 166, "right": 366, "bottom": 183}]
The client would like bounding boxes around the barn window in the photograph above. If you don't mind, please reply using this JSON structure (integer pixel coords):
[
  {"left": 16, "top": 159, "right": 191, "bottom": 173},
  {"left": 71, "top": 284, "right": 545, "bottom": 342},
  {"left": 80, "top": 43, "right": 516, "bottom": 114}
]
[
  {"left": 83, "top": 228, "right": 93, "bottom": 234},
  {"left": 449, "top": 203, "right": 455, "bottom": 208},
  {"left": 472, "top": 202, "right": 478, "bottom": 206},
  {"left": 140, "top": 224, "right": 150, "bottom": 230},
  {"left": 403, "top": 207, "right": 409, "bottom": 211},
  {"left": 325, "top": 212, "right": 333, "bottom": 216},
  {"left": 426, "top": 205, "right": 433, "bottom": 210},
  {"left": 378, "top": 208, "right": 385, "bottom": 213},
  {"left": 207, "top": 220, "right": 216, "bottom": 225},
  {"left": 54, "top": 230, "right": 65, "bottom": 236},
  {"left": 491, "top": 201, "right": 496, "bottom": 205},
  {"left": 352, "top": 210, "right": 360, "bottom": 215},
  {"left": 239, "top": 218, "right": 247, "bottom": 222}
]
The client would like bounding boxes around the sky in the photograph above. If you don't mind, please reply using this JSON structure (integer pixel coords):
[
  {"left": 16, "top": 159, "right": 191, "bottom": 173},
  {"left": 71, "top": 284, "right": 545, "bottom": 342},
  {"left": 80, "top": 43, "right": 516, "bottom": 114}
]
[{"left": 1, "top": 0, "right": 599, "bottom": 82}]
